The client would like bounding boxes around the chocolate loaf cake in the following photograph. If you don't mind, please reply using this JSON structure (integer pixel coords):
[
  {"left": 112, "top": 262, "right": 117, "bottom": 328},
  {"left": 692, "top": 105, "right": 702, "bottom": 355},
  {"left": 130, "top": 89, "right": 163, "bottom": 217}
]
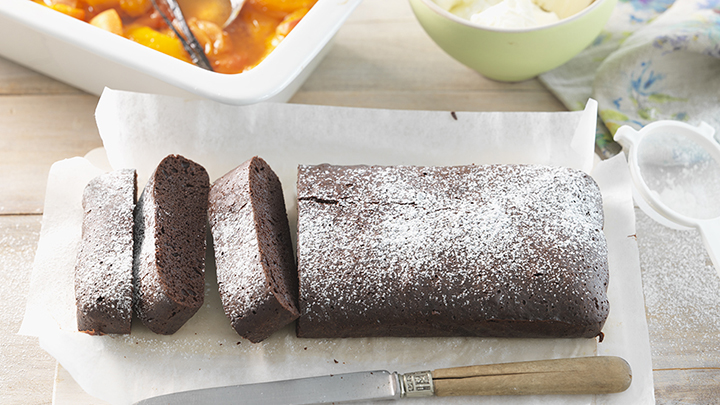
[
  {"left": 75, "top": 169, "right": 137, "bottom": 335},
  {"left": 133, "top": 155, "right": 210, "bottom": 335},
  {"left": 208, "top": 157, "right": 299, "bottom": 343},
  {"left": 296, "top": 164, "right": 609, "bottom": 339}
]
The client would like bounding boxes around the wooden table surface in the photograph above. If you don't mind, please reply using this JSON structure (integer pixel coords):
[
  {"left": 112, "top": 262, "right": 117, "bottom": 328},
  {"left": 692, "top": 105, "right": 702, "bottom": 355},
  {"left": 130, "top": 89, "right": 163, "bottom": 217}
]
[{"left": 1, "top": 0, "right": 719, "bottom": 404}]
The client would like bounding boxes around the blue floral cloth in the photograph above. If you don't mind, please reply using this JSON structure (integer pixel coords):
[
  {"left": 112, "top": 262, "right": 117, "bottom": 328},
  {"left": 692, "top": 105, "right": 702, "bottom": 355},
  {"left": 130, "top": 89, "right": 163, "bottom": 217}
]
[{"left": 539, "top": 0, "right": 720, "bottom": 158}]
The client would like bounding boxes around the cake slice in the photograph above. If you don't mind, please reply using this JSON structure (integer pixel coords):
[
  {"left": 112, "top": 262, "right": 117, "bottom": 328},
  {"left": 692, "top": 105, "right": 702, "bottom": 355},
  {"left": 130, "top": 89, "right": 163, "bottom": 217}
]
[
  {"left": 208, "top": 156, "right": 299, "bottom": 343},
  {"left": 133, "top": 154, "right": 209, "bottom": 335},
  {"left": 75, "top": 169, "right": 137, "bottom": 335},
  {"left": 296, "top": 163, "right": 609, "bottom": 339}
]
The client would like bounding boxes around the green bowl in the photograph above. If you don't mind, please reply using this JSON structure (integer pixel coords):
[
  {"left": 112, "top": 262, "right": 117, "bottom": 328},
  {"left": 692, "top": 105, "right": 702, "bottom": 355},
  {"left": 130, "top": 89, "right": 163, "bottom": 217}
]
[{"left": 409, "top": 0, "right": 617, "bottom": 82}]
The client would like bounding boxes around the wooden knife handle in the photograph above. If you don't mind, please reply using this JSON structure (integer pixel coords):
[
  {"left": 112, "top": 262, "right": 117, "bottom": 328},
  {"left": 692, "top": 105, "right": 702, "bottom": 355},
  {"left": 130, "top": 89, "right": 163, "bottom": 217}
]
[{"left": 432, "top": 356, "right": 631, "bottom": 396}]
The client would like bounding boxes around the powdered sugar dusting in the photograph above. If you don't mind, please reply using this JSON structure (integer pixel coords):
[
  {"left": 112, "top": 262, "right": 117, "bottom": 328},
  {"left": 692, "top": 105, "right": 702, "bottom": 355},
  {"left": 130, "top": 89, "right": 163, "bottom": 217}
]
[
  {"left": 75, "top": 169, "right": 136, "bottom": 334},
  {"left": 211, "top": 204, "right": 267, "bottom": 320},
  {"left": 208, "top": 160, "right": 269, "bottom": 324},
  {"left": 134, "top": 175, "right": 162, "bottom": 304},
  {"left": 635, "top": 208, "right": 720, "bottom": 366},
  {"left": 208, "top": 157, "right": 299, "bottom": 343},
  {"left": 297, "top": 164, "right": 608, "bottom": 337}
]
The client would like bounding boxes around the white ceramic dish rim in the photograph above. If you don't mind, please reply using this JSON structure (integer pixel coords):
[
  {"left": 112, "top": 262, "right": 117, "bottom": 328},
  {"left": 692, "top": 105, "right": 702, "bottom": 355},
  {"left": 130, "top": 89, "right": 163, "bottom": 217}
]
[
  {"left": 1, "top": 0, "right": 362, "bottom": 105},
  {"left": 416, "top": 0, "right": 610, "bottom": 33}
]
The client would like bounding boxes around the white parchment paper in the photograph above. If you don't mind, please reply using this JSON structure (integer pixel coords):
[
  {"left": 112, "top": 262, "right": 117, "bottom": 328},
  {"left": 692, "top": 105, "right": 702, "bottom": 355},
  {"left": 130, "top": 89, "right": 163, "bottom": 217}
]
[{"left": 20, "top": 89, "right": 653, "bottom": 404}]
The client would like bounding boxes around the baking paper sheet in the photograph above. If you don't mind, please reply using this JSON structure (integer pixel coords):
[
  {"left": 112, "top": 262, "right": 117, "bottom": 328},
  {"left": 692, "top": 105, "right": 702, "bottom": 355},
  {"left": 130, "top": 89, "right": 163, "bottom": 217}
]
[{"left": 20, "top": 89, "right": 653, "bottom": 404}]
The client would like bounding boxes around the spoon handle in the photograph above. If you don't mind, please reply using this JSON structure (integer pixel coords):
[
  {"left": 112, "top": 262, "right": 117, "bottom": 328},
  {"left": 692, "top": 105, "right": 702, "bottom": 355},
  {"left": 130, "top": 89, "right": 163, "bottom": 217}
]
[{"left": 150, "top": 0, "right": 214, "bottom": 71}]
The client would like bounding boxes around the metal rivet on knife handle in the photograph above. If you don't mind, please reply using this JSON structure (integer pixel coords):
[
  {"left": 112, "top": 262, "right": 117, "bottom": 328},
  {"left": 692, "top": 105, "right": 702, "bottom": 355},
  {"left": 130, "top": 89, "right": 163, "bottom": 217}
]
[
  {"left": 430, "top": 356, "right": 632, "bottom": 396},
  {"left": 398, "top": 370, "right": 434, "bottom": 397}
]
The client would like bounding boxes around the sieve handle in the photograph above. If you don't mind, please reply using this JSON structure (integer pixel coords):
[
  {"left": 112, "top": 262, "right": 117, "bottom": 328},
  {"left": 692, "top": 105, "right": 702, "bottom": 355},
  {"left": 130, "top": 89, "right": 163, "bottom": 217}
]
[{"left": 698, "top": 218, "right": 720, "bottom": 277}]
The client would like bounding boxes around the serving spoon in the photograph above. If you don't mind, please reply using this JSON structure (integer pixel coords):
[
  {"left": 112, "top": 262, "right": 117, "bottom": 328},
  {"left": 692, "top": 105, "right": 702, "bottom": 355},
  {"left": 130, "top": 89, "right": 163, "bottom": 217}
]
[
  {"left": 150, "top": 0, "right": 246, "bottom": 71},
  {"left": 176, "top": 0, "right": 246, "bottom": 28}
]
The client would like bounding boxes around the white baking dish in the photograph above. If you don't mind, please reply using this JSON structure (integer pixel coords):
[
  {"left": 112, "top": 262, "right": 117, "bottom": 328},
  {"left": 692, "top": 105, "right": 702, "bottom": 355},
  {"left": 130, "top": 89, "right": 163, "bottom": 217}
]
[{"left": 0, "top": 0, "right": 361, "bottom": 104}]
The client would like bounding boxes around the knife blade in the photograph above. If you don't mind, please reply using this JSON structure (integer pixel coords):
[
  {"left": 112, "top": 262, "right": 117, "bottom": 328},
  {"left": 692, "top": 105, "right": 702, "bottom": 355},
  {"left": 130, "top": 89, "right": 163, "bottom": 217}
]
[{"left": 134, "top": 356, "right": 632, "bottom": 404}]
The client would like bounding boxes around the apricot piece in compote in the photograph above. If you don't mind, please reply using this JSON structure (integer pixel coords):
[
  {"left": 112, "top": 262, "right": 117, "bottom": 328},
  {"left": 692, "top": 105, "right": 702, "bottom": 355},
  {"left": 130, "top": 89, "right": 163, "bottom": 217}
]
[
  {"left": 90, "top": 8, "right": 123, "bottom": 35},
  {"left": 119, "top": 0, "right": 152, "bottom": 17},
  {"left": 125, "top": 25, "right": 191, "bottom": 63}
]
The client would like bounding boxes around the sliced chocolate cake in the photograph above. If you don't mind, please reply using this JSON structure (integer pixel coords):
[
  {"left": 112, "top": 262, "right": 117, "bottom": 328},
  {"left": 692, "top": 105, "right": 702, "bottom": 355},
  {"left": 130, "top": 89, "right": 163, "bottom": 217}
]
[
  {"left": 75, "top": 169, "right": 137, "bottom": 335},
  {"left": 208, "top": 157, "right": 299, "bottom": 343},
  {"left": 133, "top": 155, "right": 209, "bottom": 335},
  {"left": 296, "top": 164, "right": 609, "bottom": 339}
]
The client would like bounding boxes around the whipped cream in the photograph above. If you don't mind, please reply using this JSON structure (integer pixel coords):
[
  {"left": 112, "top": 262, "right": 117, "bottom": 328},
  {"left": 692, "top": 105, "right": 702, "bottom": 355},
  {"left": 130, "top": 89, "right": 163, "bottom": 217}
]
[{"left": 436, "top": 0, "right": 561, "bottom": 29}]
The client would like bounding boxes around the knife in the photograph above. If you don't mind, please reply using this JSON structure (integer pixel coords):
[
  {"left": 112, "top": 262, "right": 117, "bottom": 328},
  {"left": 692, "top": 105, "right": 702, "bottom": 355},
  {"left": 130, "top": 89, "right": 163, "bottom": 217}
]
[{"left": 134, "top": 356, "right": 631, "bottom": 404}]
